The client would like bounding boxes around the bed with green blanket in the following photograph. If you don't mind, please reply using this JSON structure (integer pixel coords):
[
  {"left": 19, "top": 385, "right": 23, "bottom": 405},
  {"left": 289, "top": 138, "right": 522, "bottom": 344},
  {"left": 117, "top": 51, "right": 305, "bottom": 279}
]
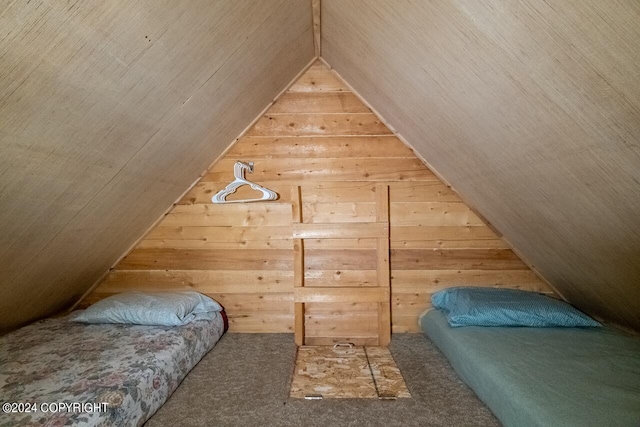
[{"left": 420, "top": 309, "right": 640, "bottom": 427}]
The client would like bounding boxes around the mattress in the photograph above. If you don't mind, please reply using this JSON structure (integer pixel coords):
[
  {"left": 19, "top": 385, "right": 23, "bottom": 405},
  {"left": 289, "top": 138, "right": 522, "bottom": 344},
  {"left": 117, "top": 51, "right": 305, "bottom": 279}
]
[
  {"left": 420, "top": 309, "right": 640, "bottom": 427},
  {"left": 0, "top": 313, "right": 225, "bottom": 427}
]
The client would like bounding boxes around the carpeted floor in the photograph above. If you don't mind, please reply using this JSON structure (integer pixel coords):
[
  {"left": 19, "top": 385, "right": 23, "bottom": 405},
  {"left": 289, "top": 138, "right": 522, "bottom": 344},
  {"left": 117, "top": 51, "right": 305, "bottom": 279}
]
[{"left": 145, "top": 334, "right": 500, "bottom": 427}]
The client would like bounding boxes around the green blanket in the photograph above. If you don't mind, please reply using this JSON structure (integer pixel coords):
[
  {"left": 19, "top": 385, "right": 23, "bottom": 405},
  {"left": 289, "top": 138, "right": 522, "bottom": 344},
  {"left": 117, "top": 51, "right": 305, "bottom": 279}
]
[{"left": 421, "top": 309, "right": 640, "bottom": 427}]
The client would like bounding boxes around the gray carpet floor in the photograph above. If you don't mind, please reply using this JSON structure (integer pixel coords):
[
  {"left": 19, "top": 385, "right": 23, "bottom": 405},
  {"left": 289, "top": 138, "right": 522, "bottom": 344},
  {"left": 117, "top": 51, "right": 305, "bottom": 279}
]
[{"left": 146, "top": 333, "right": 500, "bottom": 427}]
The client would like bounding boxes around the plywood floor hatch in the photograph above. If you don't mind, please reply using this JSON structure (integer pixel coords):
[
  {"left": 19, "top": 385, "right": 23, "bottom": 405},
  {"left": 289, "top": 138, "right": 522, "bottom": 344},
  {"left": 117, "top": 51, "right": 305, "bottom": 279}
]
[{"left": 290, "top": 345, "right": 410, "bottom": 399}]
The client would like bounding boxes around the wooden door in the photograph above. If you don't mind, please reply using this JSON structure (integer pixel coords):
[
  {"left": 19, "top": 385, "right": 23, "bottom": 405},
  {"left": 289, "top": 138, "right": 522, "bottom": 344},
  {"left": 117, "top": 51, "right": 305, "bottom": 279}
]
[{"left": 292, "top": 184, "right": 391, "bottom": 346}]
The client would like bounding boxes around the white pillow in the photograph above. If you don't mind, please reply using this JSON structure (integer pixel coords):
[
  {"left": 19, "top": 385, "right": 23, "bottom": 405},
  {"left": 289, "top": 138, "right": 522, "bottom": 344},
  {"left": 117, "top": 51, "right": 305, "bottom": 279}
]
[{"left": 71, "top": 292, "right": 223, "bottom": 326}]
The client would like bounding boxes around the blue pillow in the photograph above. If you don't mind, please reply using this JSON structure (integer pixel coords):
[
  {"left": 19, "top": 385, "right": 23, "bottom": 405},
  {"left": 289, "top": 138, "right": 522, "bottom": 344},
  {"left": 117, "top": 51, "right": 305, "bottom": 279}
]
[
  {"left": 431, "top": 287, "right": 600, "bottom": 328},
  {"left": 72, "top": 292, "right": 223, "bottom": 326}
]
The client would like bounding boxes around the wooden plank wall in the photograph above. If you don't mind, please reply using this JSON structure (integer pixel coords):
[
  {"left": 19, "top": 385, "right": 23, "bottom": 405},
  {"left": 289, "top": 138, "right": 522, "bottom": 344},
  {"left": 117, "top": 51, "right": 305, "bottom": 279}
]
[
  {"left": 321, "top": 0, "right": 640, "bottom": 331},
  {"left": 0, "top": 0, "right": 313, "bottom": 333},
  {"left": 85, "top": 61, "right": 554, "bottom": 333}
]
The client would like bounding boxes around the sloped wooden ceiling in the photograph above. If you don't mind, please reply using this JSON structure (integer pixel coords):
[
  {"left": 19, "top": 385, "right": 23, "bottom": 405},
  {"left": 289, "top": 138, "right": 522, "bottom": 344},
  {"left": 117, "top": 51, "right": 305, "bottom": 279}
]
[
  {"left": 0, "top": 0, "right": 314, "bottom": 333},
  {"left": 322, "top": 0, "right": 640, "bottom": 330}
]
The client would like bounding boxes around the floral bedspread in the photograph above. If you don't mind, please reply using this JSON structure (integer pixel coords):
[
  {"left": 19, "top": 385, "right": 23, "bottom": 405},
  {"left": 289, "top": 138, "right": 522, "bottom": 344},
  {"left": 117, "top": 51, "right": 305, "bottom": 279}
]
[{"left": 0, "top": 313, "right": 225, "bottom": 427}]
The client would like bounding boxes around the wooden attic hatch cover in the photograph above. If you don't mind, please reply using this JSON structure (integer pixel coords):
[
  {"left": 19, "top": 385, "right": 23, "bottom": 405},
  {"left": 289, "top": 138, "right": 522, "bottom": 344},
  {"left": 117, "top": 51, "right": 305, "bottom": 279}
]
[
  {"left": 289, "top": 344, "right": 410, "bottom": 399},
  {"left": 291, "top": 183, "right": 391, "bottom": 347}
]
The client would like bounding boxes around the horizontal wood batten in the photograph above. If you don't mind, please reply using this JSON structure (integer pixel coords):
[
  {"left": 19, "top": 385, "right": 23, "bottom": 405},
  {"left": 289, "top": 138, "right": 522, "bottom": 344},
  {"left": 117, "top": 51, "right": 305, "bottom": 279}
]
[
  {"left": 391, "top": 249, "right": 528, "bottom": 270},
  {"left": 213, "top": 293, "right": 293, "bottom": 313},
  {"left": 305, "top": 302, "right": 379, "bottom": 314},
  {"left": 118, "top": 249, "right": 292, "bottom": 270},
  {"left": 138, "top": 235, "right": 509, "bottom": 251},
  {"left": 295, "top": 287, "right": 389, "bottom": 303},
  {"left": 100, "top": 269, "right": 291, "bottom": 290},
  {"left": 204, "top": 158, "right": 434, "bottom": 182},
  {"left": 390, "top": 203, "right": 484, "bottom": 226},
  {"left": 269, "top": 92, "right": 371, "bottom": 113},
  {"left": 228, "top": 136, "right": 413, "bottom": 158},
  {"left": 293, "top": 222, "right": 388, "bottom": 239},
  {"left": 201, "top": 158, "right": 434, "bottom": 182},
  {"left": 179, "top": 180, "right": 455, "bottom": 205},
  {"left": 161, "top": 211, "right": 291, "bottom": 227},
  {"left": 302, "top": 202, "right": 376, "bottom": 223},
  {"left": 170, "top": 203, "right": 291, "bottom": 216},
  {"left": 301, "top": 239, "right": 377, "bottom": 250},
  {"left": 305, "top": 249, "right": 377, "bottom": 270},
  {"left": 248, "top": 113, "right": 392, "bottom": 136},
  {"left": 136, "top": 239, "right": 293, "bottom": 250},
  {"left": 304, "top": 270, "right": 378, "bottom": 287},
  {"left": 81, "top": 291, "right": 293, "bottom": 313},
  {"left": 391, "top": 270, "right": 553, "bottom": 293},
  {"left": 390, "top": 225, "right": 498, "bottom": 241},
  {"left": 391, "top": 239, "right": 508, "bottom": 249},
  {"left": 145, "top": 226, "right": 292, "bottom": 241},
  {"left": 390, "top": 182, "right": 461, "bottom": 202}
]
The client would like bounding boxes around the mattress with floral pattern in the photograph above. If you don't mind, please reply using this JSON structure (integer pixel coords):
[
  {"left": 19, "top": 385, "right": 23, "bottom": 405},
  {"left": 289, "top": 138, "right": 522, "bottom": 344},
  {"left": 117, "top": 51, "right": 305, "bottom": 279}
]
[{"left": 0, "top": 313, "right": 225, "bottom": 426}]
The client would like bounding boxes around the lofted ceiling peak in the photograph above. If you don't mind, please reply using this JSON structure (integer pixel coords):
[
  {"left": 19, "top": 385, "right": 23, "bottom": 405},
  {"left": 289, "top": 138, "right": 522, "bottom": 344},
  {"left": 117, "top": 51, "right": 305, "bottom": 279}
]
[{"left": 1, "top": 1, "right": 639, "bottom": 333}]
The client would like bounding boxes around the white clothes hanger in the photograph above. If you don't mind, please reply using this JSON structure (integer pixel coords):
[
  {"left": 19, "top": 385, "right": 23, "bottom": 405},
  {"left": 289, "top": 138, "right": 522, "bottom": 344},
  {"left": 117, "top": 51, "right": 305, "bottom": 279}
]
[{"left": 211, "top": 161, "right": 278, "bottom": 204}]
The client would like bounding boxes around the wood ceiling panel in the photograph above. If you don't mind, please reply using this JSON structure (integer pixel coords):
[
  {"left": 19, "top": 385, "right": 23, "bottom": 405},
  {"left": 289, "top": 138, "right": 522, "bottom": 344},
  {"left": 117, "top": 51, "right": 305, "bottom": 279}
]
[
  {"left": 323, "top": 0, "right": 640, "bottom": 330},
  {"left": 0, "top": 0, "right": 314, "bottom": 333}
]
